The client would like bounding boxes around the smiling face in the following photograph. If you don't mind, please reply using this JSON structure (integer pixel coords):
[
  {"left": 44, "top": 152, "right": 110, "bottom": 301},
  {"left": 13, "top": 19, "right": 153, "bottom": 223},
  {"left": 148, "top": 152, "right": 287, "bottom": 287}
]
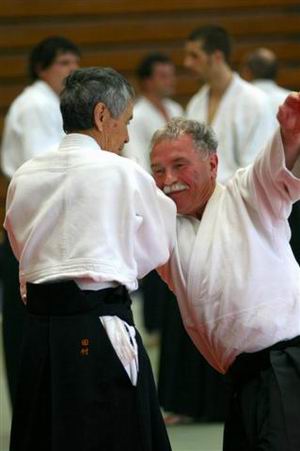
[{"left": 151, "top": 134, "right": 218, "bottom": 218}]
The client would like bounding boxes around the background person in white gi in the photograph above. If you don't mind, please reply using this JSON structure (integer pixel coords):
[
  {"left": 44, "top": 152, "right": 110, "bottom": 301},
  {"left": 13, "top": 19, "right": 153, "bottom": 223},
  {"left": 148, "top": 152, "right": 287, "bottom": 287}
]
[
  {"left": 150, "top": 95, "right": 300, "bottom": 450},
  {"left": 124, "top": 52, "right": 183, "bottom": 172},
  {"left": 240, "top": 47, "right": 290, "bottom": 124},
  {"left": 124, "top": 52, "right": 183, "bottom": 350},
  {"left": 240, "top": 46, "right": 300, "bottom": 266},
  {"left": 184, "top": 25, "right": 274, "bottom": 183},
  {"left": 0, "top": 36, "right": 80, "bottom": 406},
  {"left": 1, "top": 36, "right": 80, "bottom": 178},
  {"left": 4, "top": 67, "right": 176, "bottom": 451}
]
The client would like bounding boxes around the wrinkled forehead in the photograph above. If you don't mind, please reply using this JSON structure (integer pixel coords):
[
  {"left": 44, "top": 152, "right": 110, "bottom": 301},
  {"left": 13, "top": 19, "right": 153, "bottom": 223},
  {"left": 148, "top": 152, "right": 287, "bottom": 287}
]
[{"left": 150, "top": 135, "right": 198, "bottom": 165}]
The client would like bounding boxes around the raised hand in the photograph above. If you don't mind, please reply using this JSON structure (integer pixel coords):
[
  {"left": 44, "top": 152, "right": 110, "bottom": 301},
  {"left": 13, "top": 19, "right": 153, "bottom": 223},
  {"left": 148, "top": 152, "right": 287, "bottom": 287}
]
[{"left": 277, "top": 92, "right": 300, "bottom": 170}]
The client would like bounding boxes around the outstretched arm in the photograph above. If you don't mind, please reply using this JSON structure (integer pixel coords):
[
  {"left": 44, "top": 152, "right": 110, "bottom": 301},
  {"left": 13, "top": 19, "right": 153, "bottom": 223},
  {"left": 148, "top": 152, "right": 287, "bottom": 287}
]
[{"left": 277, "top": 92, "right": 300, "bottom": 173}]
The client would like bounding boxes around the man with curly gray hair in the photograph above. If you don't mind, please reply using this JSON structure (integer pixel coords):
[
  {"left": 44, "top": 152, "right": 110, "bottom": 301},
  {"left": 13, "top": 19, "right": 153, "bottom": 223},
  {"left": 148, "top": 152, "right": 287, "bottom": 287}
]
[{"left": 151, "top": 99, "right": 300, "bottom": 451}]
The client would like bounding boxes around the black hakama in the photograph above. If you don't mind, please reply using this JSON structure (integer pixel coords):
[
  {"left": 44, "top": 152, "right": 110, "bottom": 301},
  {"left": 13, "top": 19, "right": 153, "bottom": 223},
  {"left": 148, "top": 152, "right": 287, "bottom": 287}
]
[
  {"left": 158, "top": 287, "right": 229, "bottom": 421},
  {"left": 2, "top": 234, "right": 26, "bottom": 406},
  {"left": 224, "top": 336, "right": 300, "bottom": 451},
  {"left": 10, "top": 281, "right": 171, "bottom": 451}
]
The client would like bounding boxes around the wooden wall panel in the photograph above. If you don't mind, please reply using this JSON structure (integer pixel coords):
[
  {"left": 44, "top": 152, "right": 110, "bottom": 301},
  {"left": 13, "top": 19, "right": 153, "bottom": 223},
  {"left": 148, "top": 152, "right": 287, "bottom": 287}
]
[
  {"left": 1, "top": 13, "right": 300, "bottom": 51},
  {"left": 0, "top": 0, "right": 299, "bottom": 18},
  {"left": 0, "top": 0, "right": 300, "bottom": 224}
]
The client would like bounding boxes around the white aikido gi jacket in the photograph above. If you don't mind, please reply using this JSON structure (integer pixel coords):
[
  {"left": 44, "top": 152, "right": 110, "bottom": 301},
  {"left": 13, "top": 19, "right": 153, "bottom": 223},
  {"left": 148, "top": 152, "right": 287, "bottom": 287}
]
[
  {"left": 123, "top": 96, "right": 183, "bottom": 172},
  {"left": 159, "top": 130, "right": 300, "bottom": 374},
  {"left": 186, "top": 73, "right": 275, "bottom": 183},
  {"left": 4, "top": 133, "right": 176, "bottom": 384},
  {"left": 1, "top": 80, "right": 64, "bottom": 178},
  {"left": 252, "top": 79, "right": 290, "bottom": 129}
]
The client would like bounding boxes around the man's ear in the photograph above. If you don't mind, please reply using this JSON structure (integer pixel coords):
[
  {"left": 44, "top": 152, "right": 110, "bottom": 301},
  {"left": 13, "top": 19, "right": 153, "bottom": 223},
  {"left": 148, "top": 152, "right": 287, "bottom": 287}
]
[
  {"left": 210, "top": 153, "right": 218, "bottom": 179},
  {"left": 93, "top": 102, "right": 108, "bottom": 132}
]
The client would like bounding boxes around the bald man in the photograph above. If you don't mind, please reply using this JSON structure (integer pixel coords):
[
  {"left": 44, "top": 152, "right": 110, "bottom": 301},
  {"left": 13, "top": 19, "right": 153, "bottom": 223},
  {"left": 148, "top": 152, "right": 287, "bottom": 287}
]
[{"left": 240, "top": 47, "right": 290, "bottom": 123}]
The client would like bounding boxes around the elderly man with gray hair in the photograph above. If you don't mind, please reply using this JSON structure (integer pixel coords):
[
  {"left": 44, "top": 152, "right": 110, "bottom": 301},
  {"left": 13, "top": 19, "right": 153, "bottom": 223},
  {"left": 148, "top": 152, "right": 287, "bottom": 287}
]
[
  {"left": 4, "top": 67, "right": 175, "bottom": 451},
  {"left": 151, "top": 93, "right": 300, "bottom": 450}
]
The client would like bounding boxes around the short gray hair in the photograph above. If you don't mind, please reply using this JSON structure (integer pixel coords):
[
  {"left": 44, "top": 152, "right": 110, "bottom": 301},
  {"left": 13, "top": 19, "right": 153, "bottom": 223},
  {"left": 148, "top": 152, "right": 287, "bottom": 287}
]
[
  {"left": 151, "top": 117, "right": 218, "bottom": 158},
  {"left": 60, "top": 67, "right": 135, "bottom": 133}
]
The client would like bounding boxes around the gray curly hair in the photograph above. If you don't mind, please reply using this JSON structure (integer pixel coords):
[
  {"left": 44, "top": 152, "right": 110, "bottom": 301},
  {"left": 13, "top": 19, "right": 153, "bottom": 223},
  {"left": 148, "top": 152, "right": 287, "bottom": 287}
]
[{"left": 151, "top": 117, "right": 218, "bottom": 158}]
